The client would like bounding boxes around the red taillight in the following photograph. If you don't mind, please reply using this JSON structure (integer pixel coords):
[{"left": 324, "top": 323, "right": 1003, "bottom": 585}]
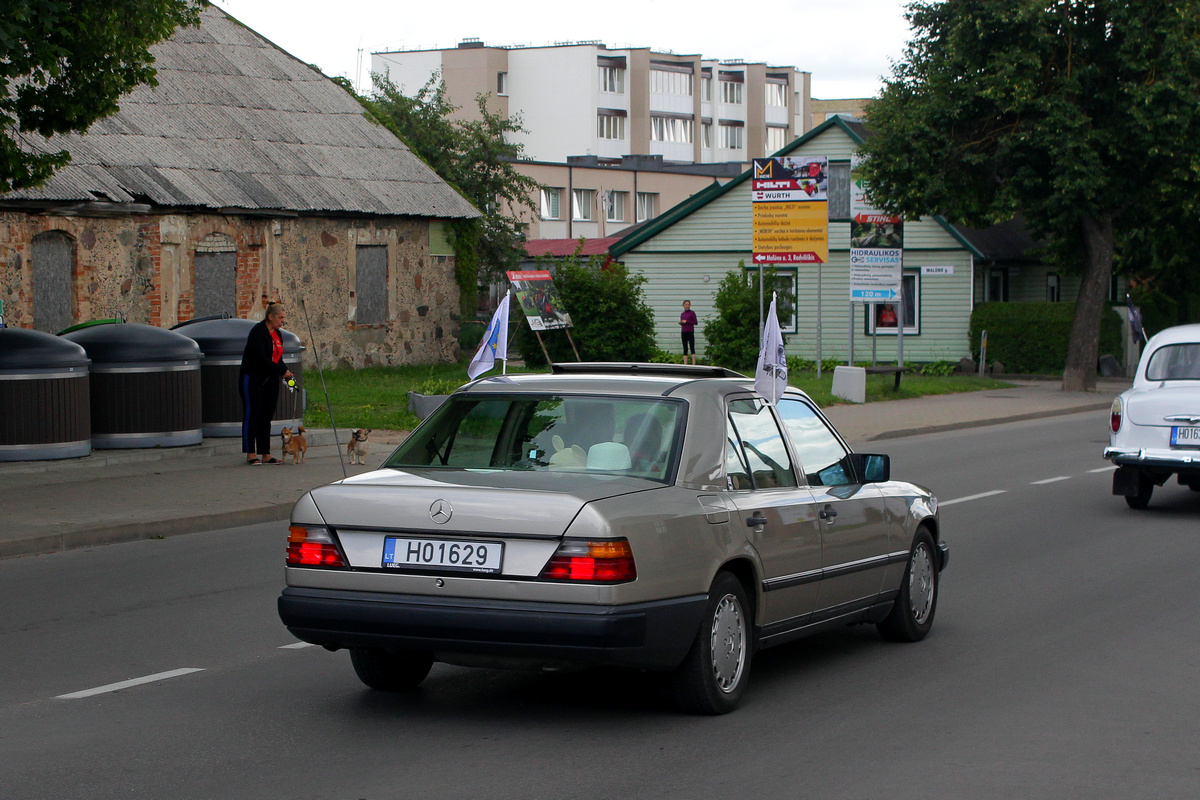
[
  {"left": 1110, "top": 398, "right": 1123, "bottom": 433},
  {"left": 539, "top": 539, "right": 637, "bottom": 583},
  {"left": 287, "top": 525, "right": 345, "bottom": 567}
]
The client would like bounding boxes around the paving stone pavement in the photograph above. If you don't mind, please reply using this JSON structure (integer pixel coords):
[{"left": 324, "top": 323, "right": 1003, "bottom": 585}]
[{"left": 0, "top": 380, "right": 1127, "bottom": 559}]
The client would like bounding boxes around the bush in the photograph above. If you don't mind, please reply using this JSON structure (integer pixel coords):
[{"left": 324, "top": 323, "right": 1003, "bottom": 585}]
[
  {"left": 967, "top": 302, "right": 1122, "bottom": 374},
  {"left": 703, "top": 265, "right": 794, "bottom": 372},
  {"left": 457, "top": 320, "right": 487, "bottom": 357},
  {"left": 513, "top": 255, "right": 656, "bottom": 367},
  {"left": 917, "top": 360, "right": 956, "bottom": 376}
]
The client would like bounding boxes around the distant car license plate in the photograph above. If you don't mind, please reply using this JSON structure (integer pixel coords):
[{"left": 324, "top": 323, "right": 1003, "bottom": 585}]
[
  {"left": 1170, "top": 426, "right": 1200, "bottom": 447},
  {"left": 382, "top": 537, "right": 503, "bottom": 573}
]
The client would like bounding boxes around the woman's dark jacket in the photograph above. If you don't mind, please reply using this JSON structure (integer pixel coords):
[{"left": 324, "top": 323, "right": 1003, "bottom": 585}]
[{"left": 239, "top": 321, "right": 288, "bottom": 382}]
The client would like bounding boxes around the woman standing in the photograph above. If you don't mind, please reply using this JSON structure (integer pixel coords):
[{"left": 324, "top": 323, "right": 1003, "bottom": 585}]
[{"left": 240, "top": 303, "right": 294, "bottom": 464}]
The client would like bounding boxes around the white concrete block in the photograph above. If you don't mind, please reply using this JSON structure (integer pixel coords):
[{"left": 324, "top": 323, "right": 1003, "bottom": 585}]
[{"left": 832, "top": 366, "right": 866, "bottom": 404}]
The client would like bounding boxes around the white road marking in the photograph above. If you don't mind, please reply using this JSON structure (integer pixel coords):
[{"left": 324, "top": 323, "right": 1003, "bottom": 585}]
[
  {"left": 939, "top": 490, "right": 1008, "bottom": 506},
  {"left": 56, "top": 668, "right": 204, "bottom": 700},
  {"left": 1089, "top": 466, "right": 1119, "bottom": 473},
  {"left": 279, "top": 642, "right": 314, "bottom": 649},
  {"left": 1031, "top": 476, "right": 1072, "bottom": 485}
]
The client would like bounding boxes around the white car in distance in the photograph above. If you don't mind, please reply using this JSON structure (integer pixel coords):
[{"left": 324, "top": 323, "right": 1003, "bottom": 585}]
[{"left": 1105, "top": 323, "right": 1200, "bottom": 508}]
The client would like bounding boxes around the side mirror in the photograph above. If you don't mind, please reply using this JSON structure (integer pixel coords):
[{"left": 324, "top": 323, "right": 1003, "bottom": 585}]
[{"left": 849, "top": 453, "right": 890, "bottom": 483}]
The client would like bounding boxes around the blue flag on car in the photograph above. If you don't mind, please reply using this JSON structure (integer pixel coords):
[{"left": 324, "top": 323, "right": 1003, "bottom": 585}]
[
  {"left": 468, "top": 293, "right": 511, "bottom": 380},
  {"left": 755, "top": 292, "right": 788, "bottom": 404}
]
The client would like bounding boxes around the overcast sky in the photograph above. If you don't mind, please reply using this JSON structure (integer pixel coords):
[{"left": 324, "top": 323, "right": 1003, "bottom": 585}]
[{"left": 212, "top": 0, "right": 914, "bottom": 99}]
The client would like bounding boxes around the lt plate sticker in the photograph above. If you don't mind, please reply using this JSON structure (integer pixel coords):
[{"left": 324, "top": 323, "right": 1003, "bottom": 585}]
[{"left": 382, "top": 537, "right": 503, "bottom": 573}]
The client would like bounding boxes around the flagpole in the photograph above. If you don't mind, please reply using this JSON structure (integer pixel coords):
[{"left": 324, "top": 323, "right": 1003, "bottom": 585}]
[{"left": 502, "top": 288, "right": 509, "bottom": 374}]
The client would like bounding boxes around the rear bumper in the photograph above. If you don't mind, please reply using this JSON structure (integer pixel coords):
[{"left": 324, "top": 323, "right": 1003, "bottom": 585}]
[
  {"left": 278, "top": 586, "right": 707, "bottom": 671},
  {"left": 1104, "top": 447, "right": 1200, "bottom": 471}
]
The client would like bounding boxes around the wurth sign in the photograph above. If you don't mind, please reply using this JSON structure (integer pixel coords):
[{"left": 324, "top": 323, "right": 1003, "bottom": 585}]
[{"left": 751, "top": 157, "right": 829, "bottom": 266}]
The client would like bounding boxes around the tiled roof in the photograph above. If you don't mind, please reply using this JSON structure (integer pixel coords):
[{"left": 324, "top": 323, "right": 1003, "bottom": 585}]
[
  {"left": 4, "top": 7, "right": 479, "bottom": 220},
  {"left": 524, "top": 237, "right": 622, "bottom": 257}
]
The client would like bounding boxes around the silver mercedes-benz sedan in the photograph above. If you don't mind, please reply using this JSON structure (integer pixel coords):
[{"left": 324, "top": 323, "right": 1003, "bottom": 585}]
[{"left": 278, "top": 363, "right": 948, "bottom": 714}]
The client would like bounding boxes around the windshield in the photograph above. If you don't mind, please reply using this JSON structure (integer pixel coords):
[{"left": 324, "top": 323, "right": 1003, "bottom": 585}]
[
  {"left": 1146, "top": 343, "right": 1200, "bottom": 381},
  {"left": 385, "top": 394, "right": 684, "bottom": 482}
]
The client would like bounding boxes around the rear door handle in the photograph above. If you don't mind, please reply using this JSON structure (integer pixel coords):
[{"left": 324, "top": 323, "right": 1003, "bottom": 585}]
[
  {"left": 818, "top": 508, "right": 838, "bottom": 521},
  {"left": 746, "top": 514, "right": 768, "bottom": 528}
]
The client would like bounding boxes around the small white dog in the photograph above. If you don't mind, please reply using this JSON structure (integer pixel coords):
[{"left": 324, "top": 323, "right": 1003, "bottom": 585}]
[{"left": 347, "top": 428, "right": 372, "bottom": 465}]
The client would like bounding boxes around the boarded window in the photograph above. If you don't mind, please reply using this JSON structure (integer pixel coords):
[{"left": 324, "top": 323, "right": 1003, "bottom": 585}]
[
  {"left": 827, "top": 161, "right": 851, "bottom": 220},
  {"left": 194, "top": 251, "right": 237, "bottom": 318},
  {"left": 356, "top": 245, "right": 387, "bottom": 324},
  {"left": 32, "top": 231, "right": 74, "bottom": 333}
]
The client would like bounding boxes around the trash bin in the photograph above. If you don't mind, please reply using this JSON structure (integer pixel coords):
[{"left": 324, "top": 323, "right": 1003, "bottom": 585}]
[
  {"left": 172, "top": 317, "right": 305, "bottom": 437},
  {"left": 0, "top": 328, "right": 91, "bottom": 460},
  {"left": 61, "top": 321, "right": 202, "bottom": 448}
]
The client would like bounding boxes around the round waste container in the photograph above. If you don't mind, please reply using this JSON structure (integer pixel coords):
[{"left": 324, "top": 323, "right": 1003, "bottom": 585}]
[
  {"left": 61, "top": 322, "right": 202, "bottom": 448},
  {"left": 172, "top": 317, "right": 305, "bottom": 437},
  {"left": 0, "top": 328, "right": 91, "bottom": 460}
]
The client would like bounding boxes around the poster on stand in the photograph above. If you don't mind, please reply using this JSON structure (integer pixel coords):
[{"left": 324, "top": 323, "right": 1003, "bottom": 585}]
[
  {"left": 506, "top": 270, "right": 571, "bottom": 331},
  {"left": 849, "top": 153, "right": 903, "bottom": 304}
]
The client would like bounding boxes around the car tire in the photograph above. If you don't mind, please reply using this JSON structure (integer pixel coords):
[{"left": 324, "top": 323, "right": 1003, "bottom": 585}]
[
  {"left": 669, "top": 572, "right": 751, "bottom": 715},
  {"left": 1125, "top": 471, "right": 1154, "bottom": 509},
  {"left": 878, "top": 528, "right": 939, "bottom": 643},
  {"left": 349, "top": 647, "right": 434, "bottom": 691}
]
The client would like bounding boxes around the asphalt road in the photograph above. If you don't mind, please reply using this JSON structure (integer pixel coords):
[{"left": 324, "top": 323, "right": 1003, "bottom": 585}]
[{"left": 2, "top": 410, "right": 1198, "bottom": 799}]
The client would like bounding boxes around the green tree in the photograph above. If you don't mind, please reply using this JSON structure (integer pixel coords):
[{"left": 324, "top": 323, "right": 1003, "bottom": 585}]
[
  {"left": 514, "top": 247, "right": 656, "bottom": 367},
  {"left": 859, "top": 0, "right": 1200, "bottom": 391},
  {"left": 364, "top": 73, "right": 542, "bottom": 313},
  {"left": 703, "top": 264, "right": 794, "bottom": 371},
  {"left": 1, "top": 0, "right": 205, "bottom": 193}
]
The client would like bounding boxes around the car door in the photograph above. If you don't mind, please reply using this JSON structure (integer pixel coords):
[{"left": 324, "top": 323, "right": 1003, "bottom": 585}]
[
  {"left": 776, "top": 397, "right": 890, "bottom": 617},
  {"left": 724, "top": 397, "right": 822, "bottom": 630}
]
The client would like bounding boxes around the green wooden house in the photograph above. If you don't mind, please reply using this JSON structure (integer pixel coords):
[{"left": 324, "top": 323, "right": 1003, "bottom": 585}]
[{"left": 610, "top": 117, "right": 1128, "bottom": 365}]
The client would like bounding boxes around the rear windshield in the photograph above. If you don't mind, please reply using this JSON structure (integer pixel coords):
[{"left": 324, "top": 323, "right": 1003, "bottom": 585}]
[
  {"left": 385, "top": 394, "right": 684, "bottom": 482},
  {"left": 1145, "top": 343, "right": 1200, "bottom": 381}
]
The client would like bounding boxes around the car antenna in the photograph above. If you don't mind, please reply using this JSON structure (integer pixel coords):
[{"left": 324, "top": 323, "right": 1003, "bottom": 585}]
[{"left": 296, "top": 291, "right": 347, "bottom": 480}]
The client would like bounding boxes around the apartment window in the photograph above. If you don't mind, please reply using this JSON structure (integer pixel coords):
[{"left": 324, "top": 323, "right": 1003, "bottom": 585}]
[
  {"left": 701, "top": 76, "right": 713, "bottom": 101},
  {"left": 702, "top": 122, "right": 713, "bottom": 149},
  {"left": 651, "top": 115, "right": 694, "bottom": 143},
  {"left": 497, "top": 71, "right": 508, "bottom": 95},
  {"left": 650, "top": 69, "right": 693, "bottom": 96},
  {"left": 597, "top": 111, "right": 626, "bottom": 140},
  {"left": 719, "top": 122, "right": 744, "bottom": 150},
  {"left": 598, "top": 66, "right": 624, "bottom": 93},
  {"left": 765, "top": 82, "right": 789, "bottom": 107},
  {"left": 636, "top": 192, "right": 658, "bottom": 223},
  {"left": 720, "top": 80, "right": 743, "bottom": 104},
  {"left": 766, "top": 125, "right": 789, "bottom": 153},
  {"left": 540, "top": 187, "right": 562, "bottom": 220},
  {"left": 572, "top": 188, "right": 595, "bottom": 221},
  {"left": 604, "top": 190, "right": 627, "bottom": 222},
  {"left": 355, "top": 245, "right": 388, "bottom": 325}
]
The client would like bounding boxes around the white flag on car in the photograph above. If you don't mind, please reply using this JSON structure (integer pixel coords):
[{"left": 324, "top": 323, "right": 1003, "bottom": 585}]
[
  {"left": 754, "top": 291, "right": 788, "bottom": 404},
  {"left": 468, "top": 293, "right": 511, "bottom": 379}
]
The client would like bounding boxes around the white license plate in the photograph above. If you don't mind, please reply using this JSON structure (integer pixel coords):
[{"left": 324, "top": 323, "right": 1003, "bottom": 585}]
[
  {"left": 382, "top": 537, "right": 503, "bottom": 573},
  {"left": 1170, "top": 426, "right": 1200, "bottom": 448}
]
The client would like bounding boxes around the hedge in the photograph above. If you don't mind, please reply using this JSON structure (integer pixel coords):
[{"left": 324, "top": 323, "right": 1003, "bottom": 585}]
[{"left": 967, "top": 302, "right": 1122, "bottom": 374}]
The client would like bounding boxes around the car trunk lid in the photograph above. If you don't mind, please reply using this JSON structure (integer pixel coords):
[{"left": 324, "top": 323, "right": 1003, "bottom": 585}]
[{"left": 1125, "top": 386, "right": 1200, "bottom": 427}]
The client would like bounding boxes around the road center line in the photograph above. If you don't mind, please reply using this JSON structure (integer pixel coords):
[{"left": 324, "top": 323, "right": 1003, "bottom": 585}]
[
  {"left": 940, "top": 490, "right": 1007, "bottom": 506},
  {"left": 1031, "top": 476, "right": 1072, "bottom": 485},
  {"left": 1089, "top": 465, "right": 1118, "bottom": 473},
  {"left": 279, "top": 642, "right": 314, "bottom": 649},
  {"left": 55, "top": 668, "right": 205, "bottom": 700}
]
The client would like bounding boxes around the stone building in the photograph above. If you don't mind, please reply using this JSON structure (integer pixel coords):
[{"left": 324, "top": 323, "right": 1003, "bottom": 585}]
[{"left": 0, "top": 7, "right": 478, "bottom": 368}]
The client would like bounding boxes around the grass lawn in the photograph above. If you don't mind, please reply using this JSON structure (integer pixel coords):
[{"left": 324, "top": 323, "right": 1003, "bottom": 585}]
[{"left": 303, "top": 361, "right": 1014, "bottom": 432}]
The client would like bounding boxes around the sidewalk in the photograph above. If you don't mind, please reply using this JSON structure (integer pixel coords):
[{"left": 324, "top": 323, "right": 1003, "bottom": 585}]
[{"left": 0, "top": 379, "right": 1126, "bottom": 559}]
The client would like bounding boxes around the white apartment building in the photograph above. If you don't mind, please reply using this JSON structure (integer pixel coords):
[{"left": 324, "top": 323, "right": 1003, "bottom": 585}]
[{"left": 372, "top": 40, "right": 812, "bottom": 165}]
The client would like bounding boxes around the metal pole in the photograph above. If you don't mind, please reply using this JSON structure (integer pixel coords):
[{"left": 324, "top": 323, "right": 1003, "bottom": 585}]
[
  {"left": 897, "top": 282, "right": 905, "bottom": 368},
  {"left": 816, "top": 261, "right": 823, "bottom": 379},
  {"left": 871, "top": 303, "right": 878, "bottom": 365},
  {"left": 758, "top": 263, "right": 764, "bottom": 341},
  {"left": 848, "top": 302, "right": 855, "bottom": 366}
]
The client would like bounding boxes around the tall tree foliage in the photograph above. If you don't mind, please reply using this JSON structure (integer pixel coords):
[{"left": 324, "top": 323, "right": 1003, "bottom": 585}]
[
  {"left": 366, "top": 73, "right": 541, "bottom": 311},
  {"left": 1, "top": 0, "right": 206, "bottom": 192},
  {"left": 860, "top": 0, "right": 1200, "bottom": 391}
]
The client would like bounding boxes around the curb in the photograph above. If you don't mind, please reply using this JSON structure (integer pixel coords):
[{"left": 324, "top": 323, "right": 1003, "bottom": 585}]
[
  {"left": 868, "top": 401, "right": 1112, "bottom": 441},
  {"left": 0, "top": 503, "right": 292, "bottom": 560}
]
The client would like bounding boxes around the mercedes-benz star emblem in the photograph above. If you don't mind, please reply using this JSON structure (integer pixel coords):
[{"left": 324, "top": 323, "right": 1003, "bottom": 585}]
[{"left": 429, "top": 499, "right": 453, "bottom": 524}]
